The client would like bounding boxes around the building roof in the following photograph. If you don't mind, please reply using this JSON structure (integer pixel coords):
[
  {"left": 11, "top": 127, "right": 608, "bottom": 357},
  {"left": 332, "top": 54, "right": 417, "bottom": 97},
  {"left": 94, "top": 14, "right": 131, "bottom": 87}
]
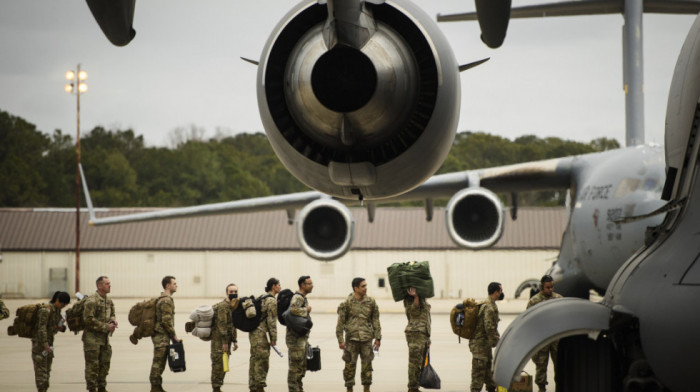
[{"left": 0, "top": 206, "right": 568, "bottom": 251}]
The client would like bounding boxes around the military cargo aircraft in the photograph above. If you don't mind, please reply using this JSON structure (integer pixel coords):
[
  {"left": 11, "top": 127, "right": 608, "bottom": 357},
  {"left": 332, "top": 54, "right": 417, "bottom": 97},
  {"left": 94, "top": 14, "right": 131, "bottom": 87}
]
[
  {"left": 493, "top": 12, "right": 700, "bottom": 391},
  {"left": 81, "top": 0, "right": 691, "bottom": 299},
  {"left": 83, "top": 3, "right": 699, "bottom": 388}
]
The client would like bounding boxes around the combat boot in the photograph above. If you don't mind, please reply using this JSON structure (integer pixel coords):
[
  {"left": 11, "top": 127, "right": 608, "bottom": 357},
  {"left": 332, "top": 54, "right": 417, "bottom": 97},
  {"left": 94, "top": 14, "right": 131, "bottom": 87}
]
[
  {"left": 212, "top": 387, "right": 222, "bottom": 392},
  {"left": 98, "top": 388, "right": 109, "bottom": 392},
  {"left": 346, "top": 387, "right": 353, "bottom": 392},
  {"left": 150, "top": 385, "right": 166, "bottom": 392},
  {"left": 363, "top": 385, "right": 371, "bottom": 392}
]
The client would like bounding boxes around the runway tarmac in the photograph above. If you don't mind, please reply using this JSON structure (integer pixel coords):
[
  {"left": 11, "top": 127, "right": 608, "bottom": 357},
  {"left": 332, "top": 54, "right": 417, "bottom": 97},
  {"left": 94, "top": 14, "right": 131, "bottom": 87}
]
[{"left": 0, "top": 297, "right": 554, "bottom": 392}]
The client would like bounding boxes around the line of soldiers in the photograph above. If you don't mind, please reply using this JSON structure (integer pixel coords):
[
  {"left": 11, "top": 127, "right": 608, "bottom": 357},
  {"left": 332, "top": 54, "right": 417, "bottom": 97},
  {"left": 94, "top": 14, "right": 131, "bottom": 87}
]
[{"left": 7, "top": 274, "right": 561, "bottom": 392}]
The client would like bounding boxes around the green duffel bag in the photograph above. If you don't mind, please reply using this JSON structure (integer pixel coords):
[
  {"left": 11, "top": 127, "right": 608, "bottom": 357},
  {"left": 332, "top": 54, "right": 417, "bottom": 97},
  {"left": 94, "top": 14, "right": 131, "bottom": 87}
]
[{"left": 387, "top": 261, "right": 435, "bottom": 302}]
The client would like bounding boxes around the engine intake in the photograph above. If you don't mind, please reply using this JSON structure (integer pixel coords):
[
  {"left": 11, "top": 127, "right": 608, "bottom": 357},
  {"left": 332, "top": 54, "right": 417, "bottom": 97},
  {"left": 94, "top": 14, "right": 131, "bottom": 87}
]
[
  {"left": 257, "top": 0, "right": 460, "bottom": 200},
  {"left": 445, "top": 188, "right": 505, "bottom": 249},
  {"left": 296, "top": 199, "right": 355, "bottom": 260}
]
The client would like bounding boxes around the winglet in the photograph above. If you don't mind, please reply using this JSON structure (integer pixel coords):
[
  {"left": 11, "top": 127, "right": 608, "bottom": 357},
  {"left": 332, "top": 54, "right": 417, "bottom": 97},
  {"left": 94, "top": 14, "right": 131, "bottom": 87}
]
[
  {"left": 78, "top": 164, "right": 97, "bottom": 225},
  {"left": 240, "top": 57, "right": 260, "bottom": 66},
  {"left": 459, "top": 58, "right": 490, "bottom": 72}
]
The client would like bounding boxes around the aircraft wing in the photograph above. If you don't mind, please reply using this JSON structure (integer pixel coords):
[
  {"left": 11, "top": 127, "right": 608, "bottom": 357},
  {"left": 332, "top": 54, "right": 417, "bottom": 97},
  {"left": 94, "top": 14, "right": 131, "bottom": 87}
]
[
  {"left": 81, "top": 156, "right": 575, "bottom": 260},
  {"left": 437, "top": 0, "right": 700, "bottom": 23},
  {"left": 397, "top": 156, "right": 573, "bottom": 201}
]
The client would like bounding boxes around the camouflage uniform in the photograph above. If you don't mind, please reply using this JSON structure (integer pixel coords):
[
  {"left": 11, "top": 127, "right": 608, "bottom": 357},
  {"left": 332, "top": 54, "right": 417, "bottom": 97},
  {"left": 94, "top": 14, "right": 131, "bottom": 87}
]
[
  {"left": 527, "top": 291, "right": 563, "bottom": 391},
  {"left": 403, "top": 297, "right": 430, "bottom": 392},
  {"left": 469, "top": 298, "right": 500, "bottom": 392},
  {"left": 249, "top": 293, "right": 277, "bottom": 392},
  {"left": 150, "top": 293, "right": 175, "bottom": 389},
  {"left": 211, "top": 299, "right": 237, "bottom": 389},
  {"left": 31, "top": 304, "right": 60, "bottom": 392},
  {"left": 0, "top": 299, "right": 9, "bottom": 320},
  {"left": 286, "top": 292, "right": 310, "bottom": 392},
  {"left": 82, "top": 291, "right": 116, "bottom": 392},
  {"left": 336, "top": 294, "right": 381, "bottom": 389}
]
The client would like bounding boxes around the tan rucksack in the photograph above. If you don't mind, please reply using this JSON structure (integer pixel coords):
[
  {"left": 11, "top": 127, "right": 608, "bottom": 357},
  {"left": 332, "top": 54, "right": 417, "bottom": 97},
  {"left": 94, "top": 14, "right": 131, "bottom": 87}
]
[
  {"left": 65, "top": 295, "right": 89, "bottom": 335},
  {"left": 128, "top": 296, "right": 165, "bottom": 344},
  {"left": 449, "top": 298, "right": 482, "bottom": 342},
  {"left": 7, "top": 303, "right": 47, "bottom": 338}
]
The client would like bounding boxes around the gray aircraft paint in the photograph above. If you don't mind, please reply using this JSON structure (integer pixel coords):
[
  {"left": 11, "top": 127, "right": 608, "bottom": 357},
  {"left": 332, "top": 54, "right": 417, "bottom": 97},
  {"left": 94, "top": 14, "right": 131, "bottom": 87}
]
[{"left": 494, "top": 12, "right": 700, "bottom": 391}]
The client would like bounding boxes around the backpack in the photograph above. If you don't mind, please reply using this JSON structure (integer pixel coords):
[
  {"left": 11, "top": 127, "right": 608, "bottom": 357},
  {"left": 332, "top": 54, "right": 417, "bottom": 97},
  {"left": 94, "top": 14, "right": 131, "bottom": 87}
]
[
  {"left": 7, "top": 303, "right": 46, "bottom": 338},
  {"left": 127, "top": 296, "right": 164, "bottom": 345},
  {"left": 277, "top": 289, "right": 294, "bottom": 326},
  {"left": 232, "top": 294, "right": 272, "bottom": 332},
  {"left": 449, "top": 298, "right": 481, "bottom": 342},
  {"left": 187, "top": 304, "right": 215, "bottom": 341},
  {"left": 65, "top": 295, "right": 89, "bottom": 335}
]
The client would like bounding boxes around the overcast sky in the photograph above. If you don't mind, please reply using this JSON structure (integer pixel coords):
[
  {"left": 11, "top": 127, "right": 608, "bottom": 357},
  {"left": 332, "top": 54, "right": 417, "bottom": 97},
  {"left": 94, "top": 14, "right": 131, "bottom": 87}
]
[{"left": 0, "top": 1, "right": 696, "bottom": 148}]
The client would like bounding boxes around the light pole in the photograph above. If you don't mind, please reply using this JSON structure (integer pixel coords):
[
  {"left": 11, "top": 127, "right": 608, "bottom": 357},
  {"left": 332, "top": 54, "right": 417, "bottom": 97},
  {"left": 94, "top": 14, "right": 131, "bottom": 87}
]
[{"left": 65, "top": 64, "right": 87, "bottom": 294}]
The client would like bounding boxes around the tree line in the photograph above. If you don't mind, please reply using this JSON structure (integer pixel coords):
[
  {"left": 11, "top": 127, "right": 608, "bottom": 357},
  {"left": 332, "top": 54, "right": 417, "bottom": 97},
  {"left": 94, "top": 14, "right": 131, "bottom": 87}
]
[{"left": 0, "top": 109, "right": 619, "bottom": 208}]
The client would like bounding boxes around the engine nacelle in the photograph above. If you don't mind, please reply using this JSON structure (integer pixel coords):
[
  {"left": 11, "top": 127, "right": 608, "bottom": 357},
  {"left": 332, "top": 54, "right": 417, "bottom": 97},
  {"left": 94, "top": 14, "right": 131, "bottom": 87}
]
[
  {"left": 296, "top": 199, "right": 355, "bottom": 260},
  {"left": 445, "top": 188, "right": 505, "bottom": 249},
  {"left": 257, "top": 0, "right": 460, "bottom": 200}
]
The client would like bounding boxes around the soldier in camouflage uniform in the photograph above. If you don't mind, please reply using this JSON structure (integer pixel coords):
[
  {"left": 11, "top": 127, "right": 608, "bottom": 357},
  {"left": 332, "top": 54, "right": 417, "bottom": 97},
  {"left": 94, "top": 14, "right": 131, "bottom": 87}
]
[
  {"left": 286, "top": 275, "right": 313, "bottom": 392},
  {"left": 249, "top": 278, "right": 281, "bottom": 392},
  {"left": 469, "top": 282, "right": 503, "bottom": 392},
  {"left": 527, "top": 275, "right": 563, "bottom": 392},
  {"left": 211, "top": 283, "right": 239, "bottom": 392},
  {"left": 150, "top": 276, "right": 180, "bottom": 392},
  {"left": 404, "top": 287, "right": 430, "bottom": 392},
  {"left": 336, "top": 277, "right": 382, "bottom": 392},
  {"left": 82, "top": 276, "right": 117, "bottom": 392},
  {"left": 32, "top": 291, "right": 70, "bottom": 392}
]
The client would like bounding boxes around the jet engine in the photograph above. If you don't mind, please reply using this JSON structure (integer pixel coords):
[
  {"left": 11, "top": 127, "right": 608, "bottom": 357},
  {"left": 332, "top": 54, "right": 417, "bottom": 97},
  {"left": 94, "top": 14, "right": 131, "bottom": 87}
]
[
  {"left": 257, "top": 0, "right": 461, "bottom": 201},
  {"left": 296, "top": 198, "right": 355, "bottom": 260},
  {"left": 445, "top": 188, "right": 505, "bottom": 249}
]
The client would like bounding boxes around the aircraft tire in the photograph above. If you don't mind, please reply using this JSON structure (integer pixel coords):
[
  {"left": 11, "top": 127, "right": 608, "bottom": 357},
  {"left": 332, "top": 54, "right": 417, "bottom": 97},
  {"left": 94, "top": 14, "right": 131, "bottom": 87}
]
[{"left": 554, "top": 335, "right": 621, "bottom": 392}]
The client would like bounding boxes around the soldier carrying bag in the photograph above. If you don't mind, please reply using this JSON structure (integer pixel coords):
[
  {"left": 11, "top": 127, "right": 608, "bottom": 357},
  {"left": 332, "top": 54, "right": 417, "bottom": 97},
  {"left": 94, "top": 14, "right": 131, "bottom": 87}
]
[{"left": 387, "top": 261, "right": 435, "bottom": 302}]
